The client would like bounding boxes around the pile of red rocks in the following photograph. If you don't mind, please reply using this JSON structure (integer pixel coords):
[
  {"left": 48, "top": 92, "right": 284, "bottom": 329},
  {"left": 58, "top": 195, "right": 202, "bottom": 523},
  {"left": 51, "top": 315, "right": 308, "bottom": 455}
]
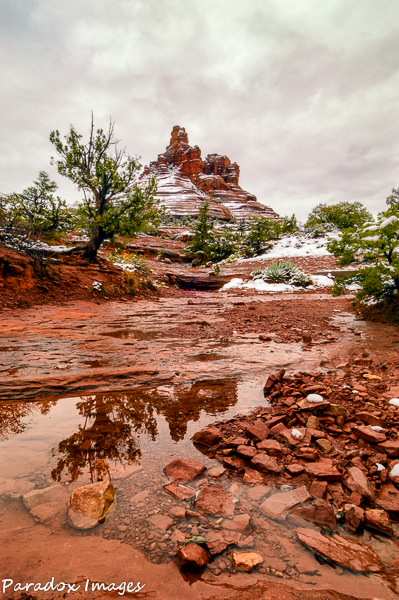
[
  {"left": 186, "top": 362, "right": 399, "bottom": 572},
  {"left": 163, "top": 457, "right": 258, "bottom": 572}
]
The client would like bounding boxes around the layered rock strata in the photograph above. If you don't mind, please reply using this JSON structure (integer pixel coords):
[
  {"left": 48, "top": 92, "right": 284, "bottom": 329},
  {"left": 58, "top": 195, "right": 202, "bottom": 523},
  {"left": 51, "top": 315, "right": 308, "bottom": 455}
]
[{"left": 142, "top": 126, "right": 280, "bottom": 221}]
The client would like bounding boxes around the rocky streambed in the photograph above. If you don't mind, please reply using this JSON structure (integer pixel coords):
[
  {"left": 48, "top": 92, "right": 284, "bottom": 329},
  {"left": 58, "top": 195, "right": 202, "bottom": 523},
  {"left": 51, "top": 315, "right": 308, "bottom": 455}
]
[{"left": 1, "top": 292, "right": 399, "bottom": 599}]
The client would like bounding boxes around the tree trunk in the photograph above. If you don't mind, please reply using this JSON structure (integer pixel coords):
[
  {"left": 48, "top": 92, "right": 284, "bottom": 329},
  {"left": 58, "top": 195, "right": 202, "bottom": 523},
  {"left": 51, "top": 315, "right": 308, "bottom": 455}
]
[{"left": 84, "top": 222, "right": 106, "bottom": 263}]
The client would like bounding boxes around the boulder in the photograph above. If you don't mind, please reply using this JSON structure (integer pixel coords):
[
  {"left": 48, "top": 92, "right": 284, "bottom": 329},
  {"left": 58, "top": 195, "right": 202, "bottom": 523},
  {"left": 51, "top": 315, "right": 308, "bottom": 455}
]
[
  {"left": 176, "top": 543, "right": 209, "bottom": 570},
  {"left": 245, "top": 422, "right": 270, "bottom": 442},
  {"left": 246, "top": 485, "right": 271, "bottom": 502},
  {"left": 250, "top": 453, "right": 281, "bottom": 474},
  {"left": 315, "top": 439, "right": 334, "bottom": 453},
  {"left": 296, "top": 528, "right": 383, "bottom": 572},
  {"left": 195, "top": 484, "right": 235, "bottom": 518},
  {"left": 169, "top": 506, "right": 186, "bottom": 519},
  {"left": 356, "top": 412, "right": 385, "bottom": 427},
  {"left": 260, "top": 486, "right": 311, "bottom": 521},
  {"left": 23, "top": 485, "right": 69, "bottom": 511},
  {"left": 295, "top": 447, "right": 320, "bottom": 461},
  {"left": 23, "top": 485, "right": 69, "bottom": 526},
  {"left": 68, "top": 480, "right": 116, "bottom": 530},
  {"left": 207, "top": 466, "right": 226, "bottom": 478},
  {"left": 220, "top": 456, "right": 248, "bottom": 470},
  {"left": 346, "top": 466, "right": 375, "bottom": 501},
  {"left": 230, "top": 551, "right": 263, "bottom": 571},
  {"left": 164, "top": 458, "right": 206, "bottom": 482},
  {"left": 286, "top": 463, "right": 305, "bottom": 476}
]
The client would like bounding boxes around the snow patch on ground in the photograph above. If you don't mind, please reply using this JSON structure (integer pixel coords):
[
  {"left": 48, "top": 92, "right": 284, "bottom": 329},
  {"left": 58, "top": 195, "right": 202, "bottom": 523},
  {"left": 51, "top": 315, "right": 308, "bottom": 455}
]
[
  {"left": 220, "top": 274, "right": 335, "bottom": 293},
  {"left": 238, "top": 235, "right": 335, "bottom": 262}
]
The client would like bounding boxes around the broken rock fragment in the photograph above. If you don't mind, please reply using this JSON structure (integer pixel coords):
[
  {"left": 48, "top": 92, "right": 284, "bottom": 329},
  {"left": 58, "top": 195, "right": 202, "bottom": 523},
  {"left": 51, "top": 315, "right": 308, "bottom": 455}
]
[
  {"left": 346, "top": 466, "right": 375, "bottom": 501},
  {"left": 230, "top": 551, "right": 263, "bottom": 571},
  {"left": 296, "top": 527, "right": 383, "bottom": 572},
  {"left": 344, "top": 504, "right": 364, "bottom": 533},
  {"left": 352, "top": 425, "right": 386, "bottom": 443},
  {"left": 164, "top": 458, "right": 206, "bottom": 482},
  {"left": 68, "top": 480, "right": 116, "bottom": 530},
  {"left": 250, "top": 453, "right": 281, "bottom": 474},
  {"left": 192, "top": 428, "right": 222, "bottom": 447},
  {"left": 164, "top": 482, "right": 196, "bottom": 500},
  {"left": 305, "top": 459, "right": 341, "bottom": 481},
  {"left": 364, "top": 509, "right": 393, "bottom": 535},
  {"left": 205, "top": 531, "right": 241, "bottom": 555},
  {"left": 176, "top": 543, "right": 209, "bottom": 570},
  {"left": 292, "top": 500, "right": 337, "bottom": 531},
  {"left": 195, "top": 483, "right": 235, "bottom": 518},
  {"left": 260, "top": 485, "right": 311, "bottom": 521}
]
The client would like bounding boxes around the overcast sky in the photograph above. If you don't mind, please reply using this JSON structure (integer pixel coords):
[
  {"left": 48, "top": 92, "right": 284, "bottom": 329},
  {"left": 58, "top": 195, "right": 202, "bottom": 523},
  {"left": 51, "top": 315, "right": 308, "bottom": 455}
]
[{"left": 1, "top": 0, "right": 398, "bottom": 220}]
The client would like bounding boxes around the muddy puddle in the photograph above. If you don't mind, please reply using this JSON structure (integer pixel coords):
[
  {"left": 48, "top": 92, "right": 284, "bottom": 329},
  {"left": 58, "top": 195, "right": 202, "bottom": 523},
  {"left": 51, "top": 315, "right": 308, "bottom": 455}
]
[{"left": 1, "top": 378, "right": 399, "bottom": 599}]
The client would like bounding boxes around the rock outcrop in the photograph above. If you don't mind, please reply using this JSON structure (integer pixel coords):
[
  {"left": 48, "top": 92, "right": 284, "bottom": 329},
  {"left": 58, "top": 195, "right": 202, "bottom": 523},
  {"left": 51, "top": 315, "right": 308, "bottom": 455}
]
[{"left": 142, "top": 126, "right": 280, "bottom": 221}]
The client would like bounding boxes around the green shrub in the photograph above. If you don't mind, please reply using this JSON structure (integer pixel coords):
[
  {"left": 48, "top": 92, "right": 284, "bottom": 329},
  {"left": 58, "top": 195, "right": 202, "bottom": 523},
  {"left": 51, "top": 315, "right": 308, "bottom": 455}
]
[
  {"left": 282, "top": 214, "right": 298, "bottom": 234},
  {"left": 305, "top": 201, "right": 372, "bottom": 231},
  {"left": 241, "top": 217, "right": 281, "bottom": 256},
  {"left": 185, "top": 201, "right": 239, "bottom": 264},
  {"left": 328, "top": 188, "right": 399, "bottom": 302}
]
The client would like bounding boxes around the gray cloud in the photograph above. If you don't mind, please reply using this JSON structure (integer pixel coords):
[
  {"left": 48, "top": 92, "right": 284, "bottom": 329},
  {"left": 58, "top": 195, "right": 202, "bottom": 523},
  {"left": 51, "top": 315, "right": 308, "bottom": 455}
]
[{"left": 1, "top": 0, "right": 398, "bottom": 220}]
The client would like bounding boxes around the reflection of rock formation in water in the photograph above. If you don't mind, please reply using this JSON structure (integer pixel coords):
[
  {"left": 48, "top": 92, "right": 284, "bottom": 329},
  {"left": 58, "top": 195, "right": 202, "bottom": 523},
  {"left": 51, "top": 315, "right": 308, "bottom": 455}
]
[{"left": 157, "top": 380, "right": 239, "bottom": 442}]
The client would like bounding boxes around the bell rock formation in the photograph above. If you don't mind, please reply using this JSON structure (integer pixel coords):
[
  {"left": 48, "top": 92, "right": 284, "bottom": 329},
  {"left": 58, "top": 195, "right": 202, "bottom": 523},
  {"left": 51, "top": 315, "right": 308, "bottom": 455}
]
[{"left": 142, "top": 126, "right": 280, "bottom": 221}]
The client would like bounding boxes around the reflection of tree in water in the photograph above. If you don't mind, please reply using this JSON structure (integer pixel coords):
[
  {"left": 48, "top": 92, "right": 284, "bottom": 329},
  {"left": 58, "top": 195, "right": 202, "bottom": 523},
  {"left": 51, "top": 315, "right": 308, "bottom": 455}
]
[
  {"left": 51, "top": 393, "right": 158, "bottom": 484},
  {"left": 51, "top": 381, "right": 238, "bottom": 483},
  {"left": 0, "top": 399, "right": 57, "bottom": 440}
]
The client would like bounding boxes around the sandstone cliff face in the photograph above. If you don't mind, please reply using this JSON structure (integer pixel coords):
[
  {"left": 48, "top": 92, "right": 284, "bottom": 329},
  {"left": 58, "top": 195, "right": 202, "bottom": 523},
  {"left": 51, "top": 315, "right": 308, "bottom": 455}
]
[{"left": 143, "top": 126, "right": 280, "bottom": 221}]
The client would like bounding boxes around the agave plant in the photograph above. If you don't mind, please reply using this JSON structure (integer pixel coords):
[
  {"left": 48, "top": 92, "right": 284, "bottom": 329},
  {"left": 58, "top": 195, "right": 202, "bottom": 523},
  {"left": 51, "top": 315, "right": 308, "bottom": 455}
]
[
  {"left": 263, "top": 261, "right": 298, "bottom": 283},
  {"left": 291, "top": 272, "right": 313, "bottom": 288}
]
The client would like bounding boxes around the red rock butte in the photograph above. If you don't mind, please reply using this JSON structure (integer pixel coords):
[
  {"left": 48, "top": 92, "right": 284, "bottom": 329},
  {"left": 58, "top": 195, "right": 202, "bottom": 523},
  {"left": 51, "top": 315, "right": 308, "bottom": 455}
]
[{"left": 142, "top": 126, "right": 281, "bottom": 221}]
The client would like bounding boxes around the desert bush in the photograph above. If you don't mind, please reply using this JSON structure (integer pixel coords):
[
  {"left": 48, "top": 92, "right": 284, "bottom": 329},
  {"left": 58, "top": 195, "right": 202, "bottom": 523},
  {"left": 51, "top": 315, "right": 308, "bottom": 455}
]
[{"left": 109, "top": 249, "right": 150, "bottom": 272}]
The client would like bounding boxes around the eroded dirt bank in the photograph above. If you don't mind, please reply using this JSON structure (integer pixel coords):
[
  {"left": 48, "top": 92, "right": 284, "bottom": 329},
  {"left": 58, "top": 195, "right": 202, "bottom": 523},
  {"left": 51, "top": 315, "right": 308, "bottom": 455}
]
[{"left": 1, "top": 289, "right": 399, "bottom": 600}]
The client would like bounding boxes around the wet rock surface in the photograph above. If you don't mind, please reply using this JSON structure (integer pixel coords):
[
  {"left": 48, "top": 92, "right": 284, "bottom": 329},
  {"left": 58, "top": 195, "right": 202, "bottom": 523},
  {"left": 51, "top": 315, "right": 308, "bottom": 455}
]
[
  {"left": 2, "top": 287, "right": 399, "bottom": 599},
  {"left": 296, "top": 527, "right": 384, "bottom": 572}
]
